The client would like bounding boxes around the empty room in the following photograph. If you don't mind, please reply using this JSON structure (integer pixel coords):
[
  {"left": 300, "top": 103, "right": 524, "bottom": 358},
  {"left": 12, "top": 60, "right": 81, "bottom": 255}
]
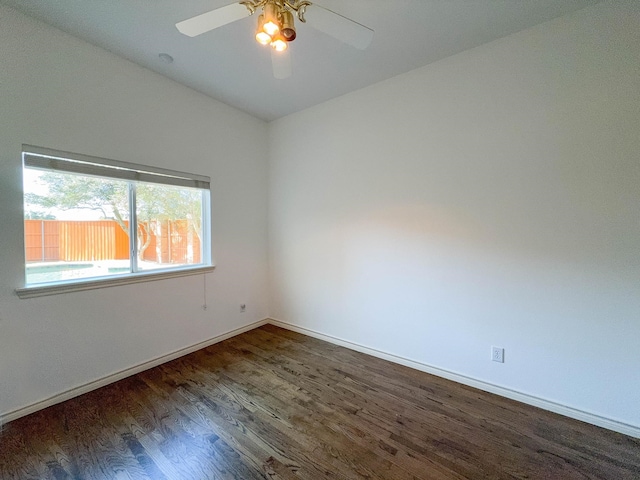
[{"left": 0, "top": 0, "right": 639, "bottom": 478}]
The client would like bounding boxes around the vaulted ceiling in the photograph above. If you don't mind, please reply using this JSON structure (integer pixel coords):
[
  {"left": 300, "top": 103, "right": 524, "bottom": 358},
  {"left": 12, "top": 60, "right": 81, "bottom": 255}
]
[{"left": 3, "top": 0, "right": 599, "bottom": 120}]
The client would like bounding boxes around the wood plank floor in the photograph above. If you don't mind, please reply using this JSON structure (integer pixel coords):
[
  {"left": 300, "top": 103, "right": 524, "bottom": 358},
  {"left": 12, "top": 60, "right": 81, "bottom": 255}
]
[{"left": 1, "top": 325, "right": 638, "bottom": 479}]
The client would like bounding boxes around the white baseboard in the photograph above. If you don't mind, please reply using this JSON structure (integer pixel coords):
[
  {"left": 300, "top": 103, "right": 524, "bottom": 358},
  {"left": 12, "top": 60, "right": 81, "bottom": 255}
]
[
  {"left": 3, "top": 316, "right": 638, "bottom": 440},
  {"left": 1, "top": 318, "right": 269, "bottom": 426},
  {"left": 268, "top": 318, "right": 640, "bottom": 439}
]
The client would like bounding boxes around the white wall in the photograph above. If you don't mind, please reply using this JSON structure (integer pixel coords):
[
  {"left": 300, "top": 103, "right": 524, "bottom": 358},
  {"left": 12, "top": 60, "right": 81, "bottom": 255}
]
[
  {"left": 269, "top": 1, "right": 640, "bottom": 431},
  {"left": 0, "top": 6, "right": 269, "bottom": 419}
]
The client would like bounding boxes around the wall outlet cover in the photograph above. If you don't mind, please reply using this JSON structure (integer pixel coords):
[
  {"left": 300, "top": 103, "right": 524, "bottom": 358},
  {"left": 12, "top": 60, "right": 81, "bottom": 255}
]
[{"left": 492, "top": 346, "right": 505, "bottom": 363}]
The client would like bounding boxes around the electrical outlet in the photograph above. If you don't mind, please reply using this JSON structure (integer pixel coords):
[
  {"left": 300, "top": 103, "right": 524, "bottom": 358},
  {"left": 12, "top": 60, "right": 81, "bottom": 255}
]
[
  {"left": 240, "top": 304, "right": 246, "bottom": 313},
  {"left": 491, "top": 346, "right": 504, "bottom": 363}
]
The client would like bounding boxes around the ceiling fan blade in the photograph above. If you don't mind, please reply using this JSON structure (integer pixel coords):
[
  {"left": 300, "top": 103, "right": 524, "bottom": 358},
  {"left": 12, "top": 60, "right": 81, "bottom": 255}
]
[
  {"left": 271, "top": 49, "right": 292, "bottom": 79},
  {"left": 176, "top": 3, "right": 249, "bottom": 37},
  {"left": 306, "top": 4, "right": 374, "bottom": 50}
]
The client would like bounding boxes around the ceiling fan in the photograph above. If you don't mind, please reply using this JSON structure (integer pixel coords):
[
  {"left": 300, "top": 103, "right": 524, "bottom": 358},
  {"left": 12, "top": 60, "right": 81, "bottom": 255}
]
[{"left": 176, "top": 0, "right": 374, "bottom": 79}]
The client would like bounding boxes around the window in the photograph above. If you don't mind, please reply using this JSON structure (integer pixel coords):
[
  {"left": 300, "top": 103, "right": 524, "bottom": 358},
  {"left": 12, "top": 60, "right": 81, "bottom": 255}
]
[{"left": 18, "top": 145, "right": 212, "bottom": 297}]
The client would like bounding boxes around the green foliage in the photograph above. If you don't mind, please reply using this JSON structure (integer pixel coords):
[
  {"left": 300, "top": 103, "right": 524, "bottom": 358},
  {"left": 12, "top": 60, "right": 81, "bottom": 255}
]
[
  {"left": 25, "top": 170, "right": 128, "bottom": 221},
  {"left": 136, "top": 183, "right": 203, "bottom": 240},
  {"left": 24, "top": 210, "right": 56, "bottom": 220}
]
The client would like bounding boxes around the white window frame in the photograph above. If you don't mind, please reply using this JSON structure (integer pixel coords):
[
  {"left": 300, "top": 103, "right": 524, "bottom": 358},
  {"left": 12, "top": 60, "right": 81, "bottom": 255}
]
[{"left": 16, "top": 145, "right": 214, "bottom": 299}]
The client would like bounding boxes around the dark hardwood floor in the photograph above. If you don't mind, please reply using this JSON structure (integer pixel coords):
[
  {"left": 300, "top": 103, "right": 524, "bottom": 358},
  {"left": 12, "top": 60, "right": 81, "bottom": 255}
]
[{"left": 1, "top": 324, "right": 639, "bottom": 479}]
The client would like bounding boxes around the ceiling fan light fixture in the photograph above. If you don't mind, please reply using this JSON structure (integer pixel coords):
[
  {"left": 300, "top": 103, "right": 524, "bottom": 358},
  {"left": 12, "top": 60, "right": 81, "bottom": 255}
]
[
  {"left": 256, "top": 30, "right": 272, "bottom": 45},
  {"left": 281, "top": 10, "right": 296, "bottom": 42},
  {"left": 263, "top": 20, "right": 280, "bottom": 37},
  {"left": 262, "top": 2, "right": 280, "bottom": 37},
  {"left": 271, "top": 34, "right": 288, "bottom": 52},
  {"left": 255, "top": 15, "right": 272, "bottom": 45}
]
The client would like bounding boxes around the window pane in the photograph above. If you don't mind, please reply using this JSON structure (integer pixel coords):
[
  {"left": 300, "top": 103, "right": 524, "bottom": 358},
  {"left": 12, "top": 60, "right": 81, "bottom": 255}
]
[
  {"left": 21, "top": 147, "right": 211, "bottom": 291},
  {"left": 23, "top": 168, "right": 131, "bottom": 285},
  {"left": 135, "top": 183, "right": 204, "bottom": 271}
]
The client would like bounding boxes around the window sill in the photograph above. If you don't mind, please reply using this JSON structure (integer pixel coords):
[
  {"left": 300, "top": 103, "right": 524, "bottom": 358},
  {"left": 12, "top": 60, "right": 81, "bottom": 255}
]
[{"left": 15, "top": 265, "right": 215, "bottom": 299}]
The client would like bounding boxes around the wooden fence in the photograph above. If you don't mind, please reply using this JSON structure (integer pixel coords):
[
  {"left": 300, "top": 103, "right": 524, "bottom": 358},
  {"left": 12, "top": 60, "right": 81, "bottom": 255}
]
[
  {"left": 25, "top": 220, "right": 200, "bottom": 265},
  {"left": 140, "top": 220, "right": 201, "bottom": 265}
]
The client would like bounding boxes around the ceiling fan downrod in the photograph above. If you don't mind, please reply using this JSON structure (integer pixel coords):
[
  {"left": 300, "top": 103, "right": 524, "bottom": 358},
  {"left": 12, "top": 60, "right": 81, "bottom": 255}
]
[{"left": 240, "top": 0, "right": 313, "bottom": 23}]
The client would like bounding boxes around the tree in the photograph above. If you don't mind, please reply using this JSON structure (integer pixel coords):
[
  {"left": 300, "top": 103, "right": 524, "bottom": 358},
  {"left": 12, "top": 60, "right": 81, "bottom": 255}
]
[
  {"left": 24, "top": 171, "right": 128, "bottom": 224},
  {"left": 135, "top": 183, "right": 203, "bottom": 262},
  {"left": 24, "top": 170, "right": 203, "bottom": 263}
]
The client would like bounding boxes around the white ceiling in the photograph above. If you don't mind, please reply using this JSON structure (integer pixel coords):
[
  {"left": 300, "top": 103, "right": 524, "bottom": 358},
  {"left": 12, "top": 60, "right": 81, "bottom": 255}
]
[{"left": 3, "top": 0, "right": 599, "bottom": 121}]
